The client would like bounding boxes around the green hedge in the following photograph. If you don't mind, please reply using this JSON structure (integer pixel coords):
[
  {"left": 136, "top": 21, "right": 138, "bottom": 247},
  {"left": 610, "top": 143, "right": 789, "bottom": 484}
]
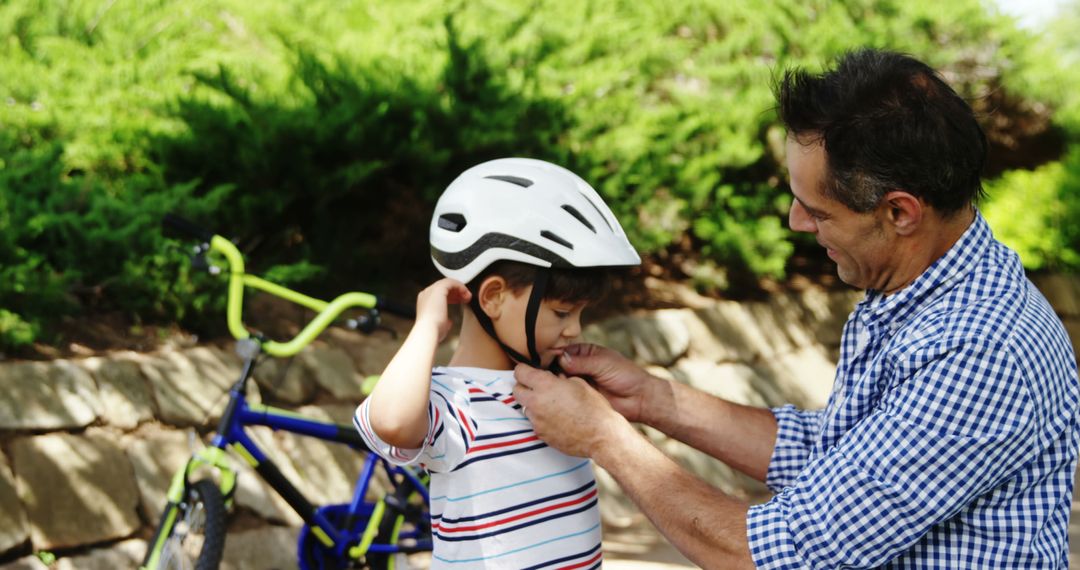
[{"left": 0, "top": 0, "right": 1075, "bottom": 350}]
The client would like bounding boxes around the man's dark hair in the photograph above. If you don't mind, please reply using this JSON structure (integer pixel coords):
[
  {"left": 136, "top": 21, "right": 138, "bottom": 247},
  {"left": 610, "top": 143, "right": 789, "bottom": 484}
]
[
  {"left": 776, "top": 48, "right": 988, "bottom": 214},
  {"left": 468, "top": 261, "right": 610, "bottom": 304}
]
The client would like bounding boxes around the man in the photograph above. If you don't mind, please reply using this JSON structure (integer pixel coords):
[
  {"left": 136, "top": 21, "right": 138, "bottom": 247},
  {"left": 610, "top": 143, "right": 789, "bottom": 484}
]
[{"left": 514, "top": 48, "right": 1080, "bottom": 568}]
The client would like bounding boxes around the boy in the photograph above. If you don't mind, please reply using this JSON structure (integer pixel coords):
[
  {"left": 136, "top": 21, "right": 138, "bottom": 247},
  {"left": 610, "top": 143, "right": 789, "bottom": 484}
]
[{"left": 354, "top": 158, "right": 640, "bottom": 568}]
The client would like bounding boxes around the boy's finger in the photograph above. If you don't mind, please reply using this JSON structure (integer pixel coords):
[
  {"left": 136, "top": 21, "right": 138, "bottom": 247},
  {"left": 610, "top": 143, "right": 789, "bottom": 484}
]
[{"left": 447, "top": 286, "right": 472, "bottom": 304}]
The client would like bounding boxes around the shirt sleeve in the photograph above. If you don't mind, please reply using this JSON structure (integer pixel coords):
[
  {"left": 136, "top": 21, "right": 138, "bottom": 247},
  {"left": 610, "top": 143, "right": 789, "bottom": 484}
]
[
  {"left": 765, "top": 405, "right": 825, "bottom": 492},
  {"left": 353, "top": 379, "right": 476, "bottom": 473},
  {"left": 746, "top": 339, "right": 1038, "bottom": 569}
]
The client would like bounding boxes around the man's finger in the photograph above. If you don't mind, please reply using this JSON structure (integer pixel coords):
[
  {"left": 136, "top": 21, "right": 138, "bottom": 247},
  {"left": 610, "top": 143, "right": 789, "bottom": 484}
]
[
  {"left": 513, "top": 363, "right": 552, "bottom": 390},
  {"left": 563, "top": 343, "right": 592, "bottom": 356},
  {"left": 559, "top": 346, "right": 600, "bottom": 376}
]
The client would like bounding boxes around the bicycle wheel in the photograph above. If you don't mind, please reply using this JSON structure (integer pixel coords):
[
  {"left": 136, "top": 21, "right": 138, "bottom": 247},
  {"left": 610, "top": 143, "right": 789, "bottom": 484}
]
[{"left": 155, "top": 479, "right": 227, "bottom": 570}]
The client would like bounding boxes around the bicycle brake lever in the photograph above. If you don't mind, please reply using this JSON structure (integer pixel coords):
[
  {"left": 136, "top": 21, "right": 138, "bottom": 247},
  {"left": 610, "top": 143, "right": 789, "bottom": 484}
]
[
  {"left": 345, "top": 311, "right": 399, "bottom": 339},
  {"left": 347, "top": 310, "right": 381, "bottom": 334},
  {"left": 189, "top": 244, "right": 222, "bottom": 275}
]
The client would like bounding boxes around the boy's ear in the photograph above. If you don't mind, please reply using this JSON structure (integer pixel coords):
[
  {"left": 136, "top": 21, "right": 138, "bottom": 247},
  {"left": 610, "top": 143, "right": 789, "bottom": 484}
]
[{"left": 477, "top": 276, "right": 508, "bottom": 319}]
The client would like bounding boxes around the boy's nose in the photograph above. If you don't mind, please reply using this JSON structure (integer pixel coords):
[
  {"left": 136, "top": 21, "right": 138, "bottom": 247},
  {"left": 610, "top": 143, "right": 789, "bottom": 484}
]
[{"left": 564, "top": 317, "right": 583, "bottom": 339}]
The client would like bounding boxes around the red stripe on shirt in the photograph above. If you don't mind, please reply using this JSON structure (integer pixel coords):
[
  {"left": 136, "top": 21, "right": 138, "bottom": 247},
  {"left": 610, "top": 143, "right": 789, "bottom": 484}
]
[
  {"left": 466, "top": 435, "right": 539, "bottom": 454},
  {"left": 457, "top": 408, "right": 475, "bottom": 441},
  {"left": 556, "top": 550, "right": 603, "bottom": 570},
  {"left": 435, "top": 488, "right": 598, "bottom": 533}
]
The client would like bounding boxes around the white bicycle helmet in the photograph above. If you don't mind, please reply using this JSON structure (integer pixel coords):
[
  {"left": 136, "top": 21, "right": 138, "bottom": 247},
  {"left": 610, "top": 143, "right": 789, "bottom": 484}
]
[
  {"left": 429, "top": 157, "right": 640, "bottom": 368},
  {"left": 430, "top": 157, "right": 640, "bottom": 281}
]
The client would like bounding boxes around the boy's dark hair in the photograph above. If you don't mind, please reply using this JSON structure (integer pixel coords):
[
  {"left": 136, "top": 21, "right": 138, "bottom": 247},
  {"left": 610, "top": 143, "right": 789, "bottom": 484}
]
[
  {"left": 776, "top": 48, "right": 988, "bottom": 215},
  {"left": 468, "top": 261, "right": 610, "bottom": 304}
]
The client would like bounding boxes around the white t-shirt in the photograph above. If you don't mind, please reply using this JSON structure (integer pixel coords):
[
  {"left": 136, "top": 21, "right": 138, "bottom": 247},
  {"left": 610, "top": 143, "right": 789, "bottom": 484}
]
[{"left": 354, "top": 367, "right": 603, "bottom": 569}]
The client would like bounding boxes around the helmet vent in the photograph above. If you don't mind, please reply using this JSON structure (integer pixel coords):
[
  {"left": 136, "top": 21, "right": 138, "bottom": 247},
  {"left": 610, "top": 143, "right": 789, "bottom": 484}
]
[
  {"left": 484, "top": 175, "right": 534, "bottom": 188},
  {"left": 579, "top": 193, "right": 614, "bottom": 231},
  {"left": 540, "top": 230, "right": 574, "bottom": 250},
  {"left": 437, "top": 213, "right": 467, "bottom": 232},
  {"left": 560, "top": 205, "right": 596, "bottom": 233}
]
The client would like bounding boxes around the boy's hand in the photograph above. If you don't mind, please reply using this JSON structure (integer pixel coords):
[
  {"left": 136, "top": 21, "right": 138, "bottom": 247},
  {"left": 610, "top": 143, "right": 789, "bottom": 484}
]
[{"left": 415, "top": 278, "right": 472, "bottom": 342}]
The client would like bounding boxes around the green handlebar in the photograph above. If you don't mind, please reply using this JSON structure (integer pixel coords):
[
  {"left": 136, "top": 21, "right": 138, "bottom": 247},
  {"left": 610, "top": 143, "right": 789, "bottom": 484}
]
[{"left": 209, "top": 235, "right": 379, "bottom": 357}]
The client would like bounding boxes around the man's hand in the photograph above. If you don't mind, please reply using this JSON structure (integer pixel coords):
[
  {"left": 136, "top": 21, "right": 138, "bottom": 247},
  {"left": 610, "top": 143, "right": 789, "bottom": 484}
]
[
  {"left": 557, "top": 343, "right": 656, "bottom": 423},
  {"left": 513, "top": 364, "right": 629, "bottom": 459},
  {"left": 514, "top": 364, "right": 758, "bottom": 570},
  {"left": 414, "top": 278, "right": 471, "bottom": 342}
]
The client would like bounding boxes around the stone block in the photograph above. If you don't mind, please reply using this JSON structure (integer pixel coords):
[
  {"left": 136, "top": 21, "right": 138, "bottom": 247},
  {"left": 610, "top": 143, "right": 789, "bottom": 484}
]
[
  {"left": 0, "top": 454, "right": 28, "bottom": 556},
  {"left": 1064, "top": 319, "right": 1080, "bottom": 367},
  {"left": 752, "top": 346, "right": 837, "bottom": 409},
  {"left": 796, "top": 288, "right": 861, "bottom": 347},
  {"left": 627, "top": 310, "right": 691, "bottom": 366},
  {"left": 301, "top": 346, "right": 364, "bottom": 400},
  {"left": 127, "top": 428, "right": 300, "bottom": 526},
  {"left": 275, "top": 404, "right": 369, "bottom": 506},
  {"left": 1032, "top": 273, "right": 1080, "bottom": 318},
  {"left": 327, "top": 328, "right": 407, "bottom": 377},
  {"left": 0, "top": 361, "right": 101, "bottom": 430},
  {"left": 231, "top": 426, "right": 303, "bottom": 526},
  {"left": 693, "top": 302, "right": 775, "bottom": 364},
  {"left": 582, "top": 321, "right": 636, "bottom": 360},
  {"left": 683, "top": 311, "right": 741, "bottom": 363},
  {"left": 140, "top": 349, "right": 230, "bottom": 427},
  {"left": 594, "top": 311, "right": 691, "bottom": 367},
  {"left": 670, "top": 359, "right": 782, "bottom": 408},
  {"left": 763, "top": 292, "right": 819, "bottom": 349},
  {"left": 54, "top": 538, "right": 146, "bottom": 570},
  {"left": 253, "top": 356, "right": 315, "bottom": 405},
  {"left": 80, "top": 355, "right": 154, "bottom": 429},
  {"left": 11, "top": 432, "right": 140, "bottom": 550},
  {"left": 185, "top": 346, "right": 243, "bottom": 391},
  {"left": 221, "top": 526, "right": 299, "bottom": 570},
  {"left": 127, "top": 429, "right": 202, "bottom": 523},
  {"left": 0, "top": 556, "right": 47, "bottom": 570}
]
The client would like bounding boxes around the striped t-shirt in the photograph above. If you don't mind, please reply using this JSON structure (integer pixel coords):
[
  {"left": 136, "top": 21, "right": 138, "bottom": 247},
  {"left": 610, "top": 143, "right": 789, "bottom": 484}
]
[{"left": 354, "top": 366, "right": 603, "bottom": 569}]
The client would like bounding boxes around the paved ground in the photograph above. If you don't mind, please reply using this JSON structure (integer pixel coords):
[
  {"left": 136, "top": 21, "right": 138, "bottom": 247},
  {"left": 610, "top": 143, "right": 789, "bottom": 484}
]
[
  {"left": 604, "top": 526, "right": 694, "bottom": 568},
  {"left": 601, "top": 466, "right": 1080, "bottom": 568}
]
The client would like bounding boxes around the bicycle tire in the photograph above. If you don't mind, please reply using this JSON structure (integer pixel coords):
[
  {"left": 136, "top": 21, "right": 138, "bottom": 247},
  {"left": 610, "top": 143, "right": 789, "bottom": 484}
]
[{"left": 155, "top": 479, "right": 227, "bottom": 570}]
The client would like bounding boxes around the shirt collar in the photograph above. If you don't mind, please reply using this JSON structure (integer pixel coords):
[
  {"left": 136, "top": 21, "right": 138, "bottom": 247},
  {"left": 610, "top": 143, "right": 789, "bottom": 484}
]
[{"left": 856, "top": 209, "right": 991, "bottom": 329}]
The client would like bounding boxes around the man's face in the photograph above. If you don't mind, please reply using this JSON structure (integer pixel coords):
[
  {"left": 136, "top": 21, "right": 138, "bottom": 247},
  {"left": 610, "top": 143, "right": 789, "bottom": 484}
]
[{"left": 785, "top": 136, "right": 894, "bottom": 290}]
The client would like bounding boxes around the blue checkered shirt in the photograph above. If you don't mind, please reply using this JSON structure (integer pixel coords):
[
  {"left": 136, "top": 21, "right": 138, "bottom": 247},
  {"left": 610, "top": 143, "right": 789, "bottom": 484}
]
[{"left": 746, "top": 212, "right": 1080, "bottom": 568}]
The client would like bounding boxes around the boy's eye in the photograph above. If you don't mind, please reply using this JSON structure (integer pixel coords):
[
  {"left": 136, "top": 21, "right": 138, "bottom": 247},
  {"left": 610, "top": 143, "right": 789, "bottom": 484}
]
[{"left": 553, "top": 310, "right": 571, "bottom": 319}]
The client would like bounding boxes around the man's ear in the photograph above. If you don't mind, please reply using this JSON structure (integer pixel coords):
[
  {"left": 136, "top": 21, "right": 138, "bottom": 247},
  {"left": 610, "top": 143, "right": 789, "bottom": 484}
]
[
  {"left": 477, "top": 276, "right": 508, "bottom": 319},
  {"left": 882, "top": 190, "right": 923, "bottom": 236}
]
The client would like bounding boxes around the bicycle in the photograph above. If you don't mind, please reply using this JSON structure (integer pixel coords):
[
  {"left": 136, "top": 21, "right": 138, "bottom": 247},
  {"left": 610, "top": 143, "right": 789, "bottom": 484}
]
[{"left": 141, "top": 215, "right": 432, "bottom": 570}]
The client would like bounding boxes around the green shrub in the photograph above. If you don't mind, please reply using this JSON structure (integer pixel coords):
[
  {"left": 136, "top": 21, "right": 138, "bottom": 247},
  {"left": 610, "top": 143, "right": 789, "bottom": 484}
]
[
  {"left": 0, "top": 0, "right": 1074, "bottom": 349},
  {"left": 984, "top": 149, "right": 1080, "bottom": 271}
]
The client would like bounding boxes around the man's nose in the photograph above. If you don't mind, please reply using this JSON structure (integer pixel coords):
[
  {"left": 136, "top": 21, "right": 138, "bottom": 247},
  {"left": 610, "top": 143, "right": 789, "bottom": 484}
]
[{"left": 789, "top": 200, "right": 816, "bottom": 233}]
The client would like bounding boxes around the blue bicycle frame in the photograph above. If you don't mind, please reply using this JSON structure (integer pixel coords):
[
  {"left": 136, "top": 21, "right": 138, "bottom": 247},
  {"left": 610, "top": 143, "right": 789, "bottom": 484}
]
[
  {"left": 201, "top": 343, "right": 431, "bottom": 568},
  {"left": 144, "top": 214, "right": 430, "bottom": 570}
]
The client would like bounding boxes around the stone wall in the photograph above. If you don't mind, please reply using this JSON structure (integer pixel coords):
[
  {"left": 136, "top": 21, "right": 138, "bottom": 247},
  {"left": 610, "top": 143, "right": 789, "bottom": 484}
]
[{"left": 1, "top": 276, "right": 1077, "bottom": 569}]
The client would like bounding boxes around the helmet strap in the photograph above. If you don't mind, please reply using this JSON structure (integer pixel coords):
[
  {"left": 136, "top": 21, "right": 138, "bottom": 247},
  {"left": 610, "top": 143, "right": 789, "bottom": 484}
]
[{"left": 468, "top": 270, "right": 552, "bottom": 370}]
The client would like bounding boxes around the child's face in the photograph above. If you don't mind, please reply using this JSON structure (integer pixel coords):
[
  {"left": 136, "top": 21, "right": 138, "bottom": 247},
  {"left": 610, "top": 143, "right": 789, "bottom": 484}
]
[{"left": 495, "top": 287, "right": 588, "bottom": 368}]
